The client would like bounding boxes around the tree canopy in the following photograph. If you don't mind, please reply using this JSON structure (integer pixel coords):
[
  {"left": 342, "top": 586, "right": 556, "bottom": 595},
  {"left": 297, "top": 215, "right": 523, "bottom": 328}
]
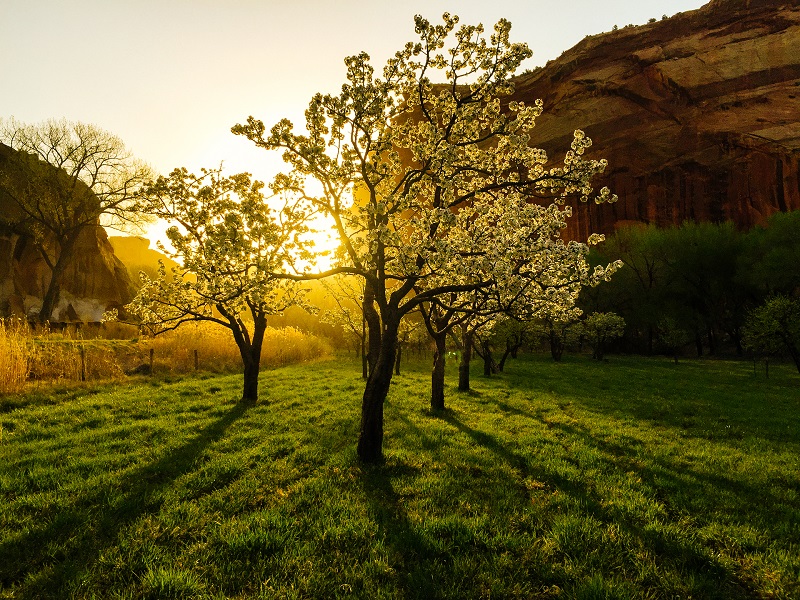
[
  {"left": 129, "top": 167, "right": 312, "bottom": 402},
  {"left": 0, "top": 118, "right": 152, "bottom": 321},
  {"left": 234, "top": 14, "right": 617, "bottom": 462}
]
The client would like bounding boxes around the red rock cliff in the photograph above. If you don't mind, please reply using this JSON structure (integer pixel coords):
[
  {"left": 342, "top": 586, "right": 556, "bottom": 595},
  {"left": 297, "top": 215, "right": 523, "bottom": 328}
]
[
  {"left": 0, "top": 143, "right": 135, "bottom": 321},
  {"left": 510, "top": 0, "right": 800, "bottom": 239}
]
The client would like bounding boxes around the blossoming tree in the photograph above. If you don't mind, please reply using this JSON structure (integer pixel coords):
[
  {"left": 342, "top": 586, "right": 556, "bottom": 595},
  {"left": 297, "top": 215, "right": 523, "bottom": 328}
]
[
  {"left": 128, "top": 168, "right": 311, "bottom": 403},
  {"left": 234, "top": 14, "right": 617, "bottom": 462}
]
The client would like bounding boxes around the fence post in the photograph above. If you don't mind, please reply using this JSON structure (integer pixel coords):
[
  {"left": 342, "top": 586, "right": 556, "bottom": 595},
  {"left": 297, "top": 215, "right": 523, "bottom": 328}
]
[
  {"left": 80, "top": 346, "right": 86, "bottom": 382},
  {"left": 149, "top": 348, "right": 154, "bottom": 375}
]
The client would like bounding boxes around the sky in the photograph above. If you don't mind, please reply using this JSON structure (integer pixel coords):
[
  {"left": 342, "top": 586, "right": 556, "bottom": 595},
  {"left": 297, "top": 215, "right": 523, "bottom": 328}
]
[{"left": 2, "top": 0, "right": 709, "bottom": 245}]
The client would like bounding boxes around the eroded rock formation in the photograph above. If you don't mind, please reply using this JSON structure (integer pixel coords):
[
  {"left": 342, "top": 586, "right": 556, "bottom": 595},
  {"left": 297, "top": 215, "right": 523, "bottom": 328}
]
[
  {"left": 0, "top": 143, "right": 135, "bottom": 321},
  {"left": 511, "top": 0, "right": 800, "bottom": 239}
]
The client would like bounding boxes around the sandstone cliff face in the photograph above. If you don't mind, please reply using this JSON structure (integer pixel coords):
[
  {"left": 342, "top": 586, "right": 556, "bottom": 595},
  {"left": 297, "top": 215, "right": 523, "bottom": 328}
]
[
  {"left": 511, "top": 0, "right": 800, "bottom": 239},
  {"left": 0, "top": 227, "right": 135, "bottom": 322},
  {"left": 0, "top": 143, "right": 135, "bottom": 321}
]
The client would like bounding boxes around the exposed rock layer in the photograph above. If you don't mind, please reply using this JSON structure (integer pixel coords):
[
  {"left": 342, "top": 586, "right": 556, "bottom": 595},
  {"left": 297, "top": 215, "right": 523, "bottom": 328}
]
[{"left": 511, "top": 0, "right": 800, "bottom": 239}]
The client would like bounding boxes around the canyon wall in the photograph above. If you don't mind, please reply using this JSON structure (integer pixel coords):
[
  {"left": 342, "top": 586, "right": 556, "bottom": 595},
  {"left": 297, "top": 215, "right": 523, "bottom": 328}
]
[{"left": 511, "top": 0, "right": 800, "bottom": 239}]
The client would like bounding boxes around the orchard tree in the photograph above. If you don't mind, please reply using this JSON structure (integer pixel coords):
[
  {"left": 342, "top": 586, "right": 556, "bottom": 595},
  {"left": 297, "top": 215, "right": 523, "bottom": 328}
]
[
  {"left": 128, "top": 168, "right": 311, "bottom": 402},
  {"left": 492, "top": 317, "right": 534, "bottom": 372},
  {"left": 235, "top": 14, "right": 617, "bottom": 462},
  {"left": 657, "top": 316, "right": 691, "bottom": 364},
  {"left": 582, "top": 311, "right": 625, "bottom": 360},
  {"left": 474, "top": 314, "right": 533, "bottom": 376},
  {"left": 320, "top": 275, "right": 369, "bottom": 377},
  {"left": 532, "top": 312, "right": 581, "bottom": 362},
  {"left": 419, "top": 296, "right": 475, "bottom": 410},
  {"left": 0, "top": 118, "right": 152, "bottom": 322},
  {"left": 394, "top": 315, "right": 424, "bottom": 376},
  {"left": 742, "top": 295, "right": 800, "bottom": 373}
]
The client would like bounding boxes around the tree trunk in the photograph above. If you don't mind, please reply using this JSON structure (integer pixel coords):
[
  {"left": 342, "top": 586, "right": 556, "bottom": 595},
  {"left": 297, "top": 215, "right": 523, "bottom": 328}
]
[
  {"left": 594, "top": 339, "right": 605, "bottom": 361},
  {"left": 498, "top": 348, "right": 511, "bottom": 372},
  {"left": 394, "top": 344, "right": 402, "bottom": 376},
  {"left": 694, "top": 331, "right": 703, "bottom": 357},
  {"left": 549, "top": 331, "right": 564, "bottom": 362},
  {"left": 38, "top": 234, "right": 78, "bottom": 323},
  {"left": 363, "top": 281, "right": 381, "bottom": 377},
  {"left": 787, "top": 346, "right": 800, "bottom": 374},
  {"left": 361, "top": 316, "right": 368, "bottom": 379},
  {"left": 431, "top": 332, "right": 446, "bottom": 411},
  {"left": 229, "top": 311, "right": 266, "bottom": 404},
  {"left": 480, "top": 339, "right": 494, "bottom": 377},
  {"left": 458, "top": 327, "right": 473, "bottom": 391},
  {"left": 242, "top": 357, "right": 260, "bottom": 403},
  {"left": 357, "top": 319, "right": 398, "bottom": 464}
]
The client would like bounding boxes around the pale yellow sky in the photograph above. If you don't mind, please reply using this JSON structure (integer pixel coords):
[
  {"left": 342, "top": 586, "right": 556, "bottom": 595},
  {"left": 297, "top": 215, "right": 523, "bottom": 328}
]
[{"left": 2, "top": 0, "right": 708, "bottom": 251}]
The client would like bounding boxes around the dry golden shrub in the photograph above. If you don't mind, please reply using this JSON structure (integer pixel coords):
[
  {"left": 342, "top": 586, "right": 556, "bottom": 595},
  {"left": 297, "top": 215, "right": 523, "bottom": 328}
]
[
  {"left": 97, "top": 320, "right": 140, "bottom": 340},
  {"left": 139, "top": 322, "right": 331, "bottom": 374},
  {"left": 261, "top": 326, "right": 332, "bottom": 367},
  {"left": 28, "top": 339, "right": 126, "bottom": 383},
  {"left": 0, "top": 319, "right": 31, "bottom": 393},
  {"left": 141, "top": 322, "right": 241, "bottom": 373},
  {"left": 0, "top": 319, "right": 330, "bottom": 387}
]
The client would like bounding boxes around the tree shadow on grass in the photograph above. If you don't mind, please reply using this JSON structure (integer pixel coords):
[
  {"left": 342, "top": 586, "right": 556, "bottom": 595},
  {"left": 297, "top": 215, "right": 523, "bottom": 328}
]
[
  {"left": 358, "top": 462, "right": 448, "bottom": 599},
  {"left": 545, "top": 415, "right": 784, "bottom": 596},
  {"left": 0, "top": 400, "right": 251, "bottom": 597},
  {"left": 547, "top": 418, "right": 800, "bottom": 552},
  {"left": 427, "top": 411, "right": 750, "bottom": 598}
]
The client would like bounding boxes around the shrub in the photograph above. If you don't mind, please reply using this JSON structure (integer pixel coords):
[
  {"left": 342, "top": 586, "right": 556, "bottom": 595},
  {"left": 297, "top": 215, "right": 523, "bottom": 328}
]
[
  {"left": 0, "top": 319, "right": 30, "bottom": 393},
  {"left": 140, "top": 322, "right": 331, "bottom": 374}
]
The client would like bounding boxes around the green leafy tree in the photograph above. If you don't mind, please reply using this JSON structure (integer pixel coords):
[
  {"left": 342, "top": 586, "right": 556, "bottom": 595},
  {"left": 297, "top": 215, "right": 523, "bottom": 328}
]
[
  {"left": 491, "top": 316, "right": 534, "bottom": 372},
  {"left": 582, "top": 311, "right": 625, "bottom": 360},
  {"left": 742, "top": 295, "right": 800, "bottom": 373},
  {"left": 0, "top": 118, "right": 152, "bottom": 322},
  {"left": 657, "top": 316, "right": 691, "bottom": 364},
  {"left": 128, "top": 168, "right": 311, "bottom": 402},
  {"left": 585, "top": 224, "right": 667, "bottom": 353},
  {"left": 740, "top": 210, "right": 800, "bottom": 295},
  {"left": 234, "top": 14, "right": 616, "bottom": 462},
  {"left": 658, "top": 222, "right": 746, "bottom": 355},
  {"left": 531, "top": 312, "right": 581, "bottom": 362}
]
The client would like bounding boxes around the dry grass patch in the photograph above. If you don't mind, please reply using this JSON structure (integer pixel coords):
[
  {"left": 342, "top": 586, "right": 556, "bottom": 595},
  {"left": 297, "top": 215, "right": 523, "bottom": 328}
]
[
  {"left": 0, "top": 319, "right": 331, "bottom": 389},
  {"left": 0, "top": 319, "right": 30, "bottom": 393},
  {"left": 141, "top": 322, "right": 331, "bottom": 373}
]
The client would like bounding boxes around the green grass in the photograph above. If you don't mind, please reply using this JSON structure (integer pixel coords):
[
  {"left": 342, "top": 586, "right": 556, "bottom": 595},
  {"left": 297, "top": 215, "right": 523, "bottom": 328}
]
[{"left": 0, "top": 354, "right": 798, "bottom": 599}]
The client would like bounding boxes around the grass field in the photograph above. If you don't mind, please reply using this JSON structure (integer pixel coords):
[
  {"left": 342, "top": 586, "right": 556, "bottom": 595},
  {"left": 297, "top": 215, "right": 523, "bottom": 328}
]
[{"left": 0, "top": 353, "right": 798, "bottom": 599}]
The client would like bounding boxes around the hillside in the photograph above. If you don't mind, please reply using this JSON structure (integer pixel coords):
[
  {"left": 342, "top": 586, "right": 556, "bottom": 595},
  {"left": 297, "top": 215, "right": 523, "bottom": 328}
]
[{"left": 108, "top": 235, "right": 179, "bottom": 284}]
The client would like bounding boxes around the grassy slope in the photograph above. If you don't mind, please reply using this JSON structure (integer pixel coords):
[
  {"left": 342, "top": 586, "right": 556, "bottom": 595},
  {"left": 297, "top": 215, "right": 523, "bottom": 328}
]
[{"left": 0, "top": 355, "right": 798, "bottom": 599}]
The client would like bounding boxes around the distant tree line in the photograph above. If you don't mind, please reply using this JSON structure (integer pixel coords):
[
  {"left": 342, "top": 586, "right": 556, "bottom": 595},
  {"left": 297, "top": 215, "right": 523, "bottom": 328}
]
[{"left": 579, "top": 211, "right": 800, "bottom": 369}]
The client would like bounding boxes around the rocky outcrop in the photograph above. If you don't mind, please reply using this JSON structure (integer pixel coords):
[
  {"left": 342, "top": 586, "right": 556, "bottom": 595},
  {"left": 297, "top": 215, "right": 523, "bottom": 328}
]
[
  {"left": 511, "top": 0, "right": 800, "bottom": 239},
  {"left": 0, "top": 143, "right": 135, "bottom": 321},
  {"left": 0, "top": 226, "right": 135, "bottom": 322}
]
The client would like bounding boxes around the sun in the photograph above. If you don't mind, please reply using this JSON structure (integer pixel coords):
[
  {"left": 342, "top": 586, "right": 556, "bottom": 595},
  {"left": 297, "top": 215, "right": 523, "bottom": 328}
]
[{"left": 296, "top": 212, "right": 341, "bottom": 273}]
